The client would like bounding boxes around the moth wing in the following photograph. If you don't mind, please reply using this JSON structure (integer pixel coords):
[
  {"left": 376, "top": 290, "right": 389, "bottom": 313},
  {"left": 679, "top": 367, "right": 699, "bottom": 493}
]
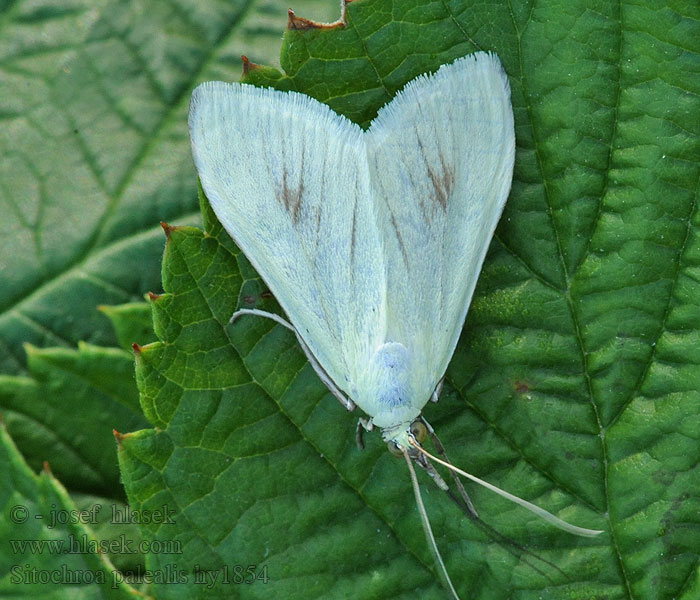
[
  {"left": 189, "top": 83, "right": 386, "bottom": 394},
  {"left": 366, "top": 52, "right": 515, "bottom": 405}
]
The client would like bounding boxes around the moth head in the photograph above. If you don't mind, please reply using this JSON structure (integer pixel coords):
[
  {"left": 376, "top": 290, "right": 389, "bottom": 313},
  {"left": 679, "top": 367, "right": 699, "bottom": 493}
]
[{"left": 386, "top": 418, "right": 428, "bottom": 457}]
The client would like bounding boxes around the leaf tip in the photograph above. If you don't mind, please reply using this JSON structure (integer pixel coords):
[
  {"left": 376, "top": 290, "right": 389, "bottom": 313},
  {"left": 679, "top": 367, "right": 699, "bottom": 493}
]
[
  {"left": 160, "top": 221, "right": 176, "bottom": 238},
  {"left": 43, "top": 461, "right": 53, "bottom": 475},
  {"left": 132, "top": 342, "right": 142, "bottom": 355},
  {"left": 147, "top": 291, "right": 162, "bottom": 302},
  {"left": 241, "top": 55, "right": 259, "bottom": 76}
]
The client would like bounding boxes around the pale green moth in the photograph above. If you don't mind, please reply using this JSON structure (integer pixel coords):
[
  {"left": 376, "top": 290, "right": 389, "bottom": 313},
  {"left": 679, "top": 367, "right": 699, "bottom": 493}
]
[{"left": 188, "top": 52, "right": 603, "bottom": 599}]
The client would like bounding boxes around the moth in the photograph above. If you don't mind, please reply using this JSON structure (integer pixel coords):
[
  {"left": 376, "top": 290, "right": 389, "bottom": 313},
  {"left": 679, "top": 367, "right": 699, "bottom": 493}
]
[{"left": 188, "top": 52, "right": 601, "bottom": 598}]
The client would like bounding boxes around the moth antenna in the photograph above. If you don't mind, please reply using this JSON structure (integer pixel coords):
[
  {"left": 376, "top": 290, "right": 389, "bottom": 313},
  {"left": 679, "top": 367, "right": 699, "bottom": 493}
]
[
  {"left": 413, "top": 426, "right": 565, "bottom": 580},
  {"left": 403, "top": 450, "right": 461, "bottom": 600},
  {"left": 443, "top": 487, "right": 564, "bottom": 583},
  {"left": 409, "top": 440, "right": 603, "bottom": 538}
]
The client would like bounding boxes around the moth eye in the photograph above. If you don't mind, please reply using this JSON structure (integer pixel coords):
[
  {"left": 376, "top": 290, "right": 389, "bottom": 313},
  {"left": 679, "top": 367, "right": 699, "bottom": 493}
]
[
  {"left": 410, "top": 420, "right": 428, "bottom": 444},
  {"left": 387, "top": 441, "right": 403, "bottom": 457}
]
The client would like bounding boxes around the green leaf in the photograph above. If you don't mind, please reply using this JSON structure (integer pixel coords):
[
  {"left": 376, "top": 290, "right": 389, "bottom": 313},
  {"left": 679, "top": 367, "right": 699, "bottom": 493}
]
[
  {"left": 71, "top": 493, "right": 147, "bottom": 578},
  {"left": 0, "top": 342, "right": 149, "bottom": 497},
  {"left": 2, "top": 0, "right": 696, "bottom": 598},
  {"left": 0, "top": 0, "right": 340, "bottom": 375},
  {"left": 99, "top": 302, "right": 159, "bottom": 352},
  {"left": 120, "top": 1, "right": 700, "bottom": 598},
  {"left": 0, "top": 422, "right": 143, "bottom": 598}
]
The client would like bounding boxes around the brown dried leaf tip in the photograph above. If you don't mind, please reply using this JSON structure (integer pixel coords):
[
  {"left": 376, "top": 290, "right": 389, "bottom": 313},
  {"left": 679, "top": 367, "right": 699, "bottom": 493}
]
[
  {"left": 132, "top": 342, "right": 142, "bottom": 355},
  {"left": 147, "top": 291, "right": 162, "bottom": 302},
  {"left": 113, "top": 429, "right": 125, "bottom": 447},
  {"left": 287, "top": 1, "right": 348, "bottom": 30},
  {"left": 241, "top": 55, "right": 260, "bottom": 76},
  {"left": 160, "top": 221, "right": 176, "bottom": 238}
]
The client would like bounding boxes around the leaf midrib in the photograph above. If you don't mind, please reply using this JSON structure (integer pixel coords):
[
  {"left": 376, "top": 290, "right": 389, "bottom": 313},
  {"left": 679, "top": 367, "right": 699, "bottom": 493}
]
[{"left": 506, "top": 0, "right": 632, "bottom": 596}]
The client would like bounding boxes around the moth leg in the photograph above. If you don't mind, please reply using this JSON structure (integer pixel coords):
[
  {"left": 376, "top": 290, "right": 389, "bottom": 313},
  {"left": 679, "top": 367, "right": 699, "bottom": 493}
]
[
  {"left": 355, "top": 417, "right": 374, "bottom": 450},
  {"left": 421, "top": 416, "right": 479, "bottom": 518},
  {"left": 231, "top": 307, "right": 356, "bottom": 412},
  {"left": 430, "top": 377, "right": 444, "bottom": 403},
  {"left": 416, "top": 454, "right": 450, "bottom": 491}
]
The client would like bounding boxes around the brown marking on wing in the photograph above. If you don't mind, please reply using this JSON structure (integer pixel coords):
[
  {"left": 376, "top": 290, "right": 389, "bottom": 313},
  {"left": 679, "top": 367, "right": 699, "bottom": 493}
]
[
  {"left": 390, "top": 214, "right": 409, "bottom": 269},
  {"left": 417, "top": 194, "right": 433, "bottom": 225},
  {"left": 427, "top": 153, "right": 455, "bottom": 210},
  {"left": 277, "top": 145, "right": 306, "bottom": 223},
  {"left": 350, "top": 197, "right": 358, "bottom": 266},
  {"left": 416, "top": 134, "right": 454, "bottom": 211},
  {"left": 315, "top": 204, "right": 322, "bottom": 235},
  {"left": 418, "top": 145, "right": 455, "bottom": 211},
  {"left": 278, "top": 168, "right": 304, "bottom": 222}
]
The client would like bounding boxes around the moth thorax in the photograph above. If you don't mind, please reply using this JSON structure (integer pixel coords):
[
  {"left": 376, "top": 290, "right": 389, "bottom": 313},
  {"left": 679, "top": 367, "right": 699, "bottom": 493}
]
[
  {"left": 370, "top": 341, "right": 412, "bottom": 408},
  {"left": 362, "top": 341, "right": 422, "bottom": 430}
]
